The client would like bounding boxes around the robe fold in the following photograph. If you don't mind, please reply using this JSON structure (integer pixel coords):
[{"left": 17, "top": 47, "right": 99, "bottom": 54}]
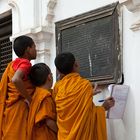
[
  {"left": 0, "top": 62, "right": 34, "bottom": 140},
  {"left": 53, "top": 73, "right": 107, "bottom": 140},
  {"left": 27, "top": 87, "right": 57, "bottom": 140}
]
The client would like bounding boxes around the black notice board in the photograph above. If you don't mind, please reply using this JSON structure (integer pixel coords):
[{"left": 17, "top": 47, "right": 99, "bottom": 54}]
[{"left": 55, "top": 2, "right": 122, "bottom": 84}]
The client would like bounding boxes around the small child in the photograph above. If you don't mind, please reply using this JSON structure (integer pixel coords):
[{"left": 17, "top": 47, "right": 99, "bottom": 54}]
[
  {"left": 0, "top": 35, "right": 36, "bottom": 140},
  {"left": 28, "top": 63, "right": 57, "bottom": 140}
]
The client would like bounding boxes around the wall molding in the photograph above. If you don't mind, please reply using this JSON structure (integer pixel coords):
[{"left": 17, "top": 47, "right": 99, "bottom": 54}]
[
  {"left": 9, "top": 0, "right": 57, "bottom": 42},
  {"left": 119, "top": 0, "right": 140, "bottom": 12},
  {"left": 119, "top": 0, "right": 140, "bottom": 31},
  {"left": 37, "top": 48, "right": 50, "bottom": 55},
  {"left": 130, "top": 19, "right": 140, "bottom": 31},
  {"left": 46, "top": 0, "right": 57, "bottom": 30},
  {"left": 8, "top": 0, "right": 57, "bottom": 62},
  {"left": 8, "top": 0, "right": 21, "bottom": 31}
]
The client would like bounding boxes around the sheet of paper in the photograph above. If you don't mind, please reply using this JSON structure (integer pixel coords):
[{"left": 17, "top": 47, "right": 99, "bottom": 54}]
[{"left": 107, "top": 84, "right": 129, "bottom": 119}]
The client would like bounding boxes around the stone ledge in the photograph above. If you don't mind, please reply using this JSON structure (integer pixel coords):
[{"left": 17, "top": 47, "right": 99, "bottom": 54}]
[
  {"left": 119, "top": 0, "right": 140, "bottom": 12},
  {"left": 130, "top": 19, "right": 140, "bottom": 31},
  {"left": 119, "top": 0, "right": 140, "bottom": 31},
  {"left": 10, "top": 26, "right": 53, "bottom": 42}
]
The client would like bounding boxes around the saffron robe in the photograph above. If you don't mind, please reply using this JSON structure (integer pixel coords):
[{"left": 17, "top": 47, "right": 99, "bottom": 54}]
[
  {"left": 53, "top": 73, "right": 107, "bottom": 140},
  {"left": 27, "top": 87, "right": 57, "bottom": 140},
  {"left": 0, "top": 62, "right": 34, "bottom": 140}
]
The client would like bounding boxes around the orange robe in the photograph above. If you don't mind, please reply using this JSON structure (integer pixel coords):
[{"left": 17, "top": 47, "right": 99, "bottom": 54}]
[
  {"left": 27, "top": 87, "right": 57, "bottom": 140},
  {"left": 0, "top": 62, "right": 34, "bottom": 140},
  {"left": 53, "top": 73, "right": 107, "bottom": 140}
]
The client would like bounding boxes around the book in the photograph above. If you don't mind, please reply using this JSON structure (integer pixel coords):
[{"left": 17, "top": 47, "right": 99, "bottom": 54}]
[{"left": 107, "top": 84, "right": 129, "bottom": 119}]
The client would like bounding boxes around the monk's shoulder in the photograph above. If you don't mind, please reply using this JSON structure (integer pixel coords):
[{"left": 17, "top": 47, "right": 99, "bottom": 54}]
[{"left": 80, "top": 77, "right": 92, "bottom": 87}]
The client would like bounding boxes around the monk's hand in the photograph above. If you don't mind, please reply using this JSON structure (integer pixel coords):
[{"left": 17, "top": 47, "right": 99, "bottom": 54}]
[
  {"left": 102, "top": 97, "right": 115, "bottom": 111},
  {"left": 94, "top": 88, "right": 102, "bottom": 95},
  {"left": 92, "top": 83, "right": 102, "bottom": 95}
]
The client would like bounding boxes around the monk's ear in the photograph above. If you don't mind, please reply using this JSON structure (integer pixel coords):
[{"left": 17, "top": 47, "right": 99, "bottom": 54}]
[
  {"left": 48, "top": 73, "right": 52, "bottom": 81},
  {"left": 25, "top": 46, "right": 31, "bottom": 54},
  {"left": 73, "top": 61, "right": 79, "bottom": 72},
  {"left": 48, "top": 74, "right": 51, "bottom": 80},
  {"left": 75, "top": 61, "right": 79, "bottom": 67},
  {"left": 74, "top": 61, "right": 79, "bottom": 68}
]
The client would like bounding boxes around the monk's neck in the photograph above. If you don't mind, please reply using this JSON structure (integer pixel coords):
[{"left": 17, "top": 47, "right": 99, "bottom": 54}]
[{"left": 40, "top": 84, "right": 51, "bottom": 90}]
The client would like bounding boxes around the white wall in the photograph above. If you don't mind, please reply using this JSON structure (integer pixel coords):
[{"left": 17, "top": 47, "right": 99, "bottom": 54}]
[
  {"left": 0, "top": 0, "right": 11, "bottom": 14},
  {"left": 123, "top": 4, "right": 140, "bottom": 139},
  {"left": 54, "top": 0, "right": 118, "bottom": 22},
  {"left": 122, "top": 6, "right": 135, "bottom": 140}
]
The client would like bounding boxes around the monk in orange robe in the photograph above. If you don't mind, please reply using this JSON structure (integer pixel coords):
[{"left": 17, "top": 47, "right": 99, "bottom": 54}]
[
  {"left": 53, "top": 52, "right": 115, "bottom": 140},
  {"left": 27, "top": 63, "right": 57, "bottom": 140},
  {"left": 0, "top": 35, "right": 36, "bottom": 140}
]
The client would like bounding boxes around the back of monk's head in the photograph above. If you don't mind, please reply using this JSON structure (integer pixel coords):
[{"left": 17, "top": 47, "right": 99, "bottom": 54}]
[
  {"left": 55, "top": 52, "right": 75, "bottom": 75},
  {"left": 13, "top": 35, "right": 34, "bottom": 57},
  {"left": 29, "top": 63, "right": 51, "bottom": 86}
]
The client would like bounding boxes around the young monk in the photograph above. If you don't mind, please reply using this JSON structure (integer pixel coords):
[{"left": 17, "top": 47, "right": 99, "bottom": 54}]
[
  {"left": 53, "top": 52, "right": 115, "bottom": 140},
  {"left": 0, "top": 35, "right": 36, "bottom": 140},
  {"left": 28, "top": 63, "right": 57, "bottom": 140}
]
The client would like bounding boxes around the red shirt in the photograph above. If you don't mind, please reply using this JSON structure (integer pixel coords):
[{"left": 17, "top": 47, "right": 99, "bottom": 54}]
[{"left": 12, "top": 58, "right": 31, "bottom": 79}]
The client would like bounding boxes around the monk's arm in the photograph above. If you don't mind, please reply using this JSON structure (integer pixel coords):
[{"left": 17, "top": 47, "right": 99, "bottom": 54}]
[
  {"left": 46, "top": 118, "right": 58, "bottom": 133},
  {"left": 12, "top": 69, "right": 32, "bottom": 103},
  {"left": 102, "top": 97, "right": 115, "bottom": 111},
  {"left": 92, "top": 83, "right": 102, "bottom": 95}
]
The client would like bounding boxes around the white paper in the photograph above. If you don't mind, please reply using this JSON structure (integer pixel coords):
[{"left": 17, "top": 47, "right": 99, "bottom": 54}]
[{"left": 107, "top": 84, "right": 129, "bottom": 119}]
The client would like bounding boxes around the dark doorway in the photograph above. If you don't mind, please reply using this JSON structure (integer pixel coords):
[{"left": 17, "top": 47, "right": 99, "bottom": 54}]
[{"left": 0, "top": 12, "right": 12, "bottom": 79}]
